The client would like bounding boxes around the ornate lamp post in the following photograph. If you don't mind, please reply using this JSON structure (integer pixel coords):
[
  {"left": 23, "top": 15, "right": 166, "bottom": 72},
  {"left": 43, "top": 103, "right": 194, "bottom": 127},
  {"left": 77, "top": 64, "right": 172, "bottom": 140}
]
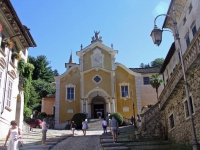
[
  {"left": 150, "top": 6, "right": 199, "bottom": 150},
  {"left": 132, "top": 102, "right": 136, "bottom": 128}
]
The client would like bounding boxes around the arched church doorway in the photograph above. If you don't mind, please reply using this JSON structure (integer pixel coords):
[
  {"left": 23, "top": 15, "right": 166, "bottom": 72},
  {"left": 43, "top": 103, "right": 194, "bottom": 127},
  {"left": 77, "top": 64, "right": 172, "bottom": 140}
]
[{"left": 91, "top": 96, "right": 106, "bottom": 119}]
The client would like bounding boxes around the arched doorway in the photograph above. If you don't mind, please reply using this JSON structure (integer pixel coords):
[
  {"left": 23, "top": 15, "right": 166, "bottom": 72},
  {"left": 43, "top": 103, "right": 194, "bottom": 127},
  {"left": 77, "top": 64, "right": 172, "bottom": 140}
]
[{"left": 91, "top": 96, "right": 106, "bottom": 119}]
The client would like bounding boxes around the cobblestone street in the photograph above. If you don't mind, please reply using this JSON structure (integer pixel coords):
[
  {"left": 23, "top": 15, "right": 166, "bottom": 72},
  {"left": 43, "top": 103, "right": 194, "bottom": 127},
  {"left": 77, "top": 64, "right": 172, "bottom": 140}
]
[{"left": 51, "top": 135, "right": 102, "bottom": 150}]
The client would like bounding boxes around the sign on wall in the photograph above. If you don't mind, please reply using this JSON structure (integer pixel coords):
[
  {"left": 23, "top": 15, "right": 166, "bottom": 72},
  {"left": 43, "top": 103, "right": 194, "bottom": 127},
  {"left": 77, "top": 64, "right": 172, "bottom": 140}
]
[{"left": 67, "top": 109, "right": 73, "bottom": 114}]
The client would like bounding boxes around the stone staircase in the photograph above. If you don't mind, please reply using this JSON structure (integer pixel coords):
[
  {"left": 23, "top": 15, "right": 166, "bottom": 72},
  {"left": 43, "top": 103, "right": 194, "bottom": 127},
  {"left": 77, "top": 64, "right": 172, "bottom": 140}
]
[
  {"left": 0, "top": 129, "right": 71, "bottom": 150},
  {"left": 100, "top": 125, "right": 191, "bottom": 150},
  {"left": 87, "top": 119, "right": 104, "bottom": 131}
]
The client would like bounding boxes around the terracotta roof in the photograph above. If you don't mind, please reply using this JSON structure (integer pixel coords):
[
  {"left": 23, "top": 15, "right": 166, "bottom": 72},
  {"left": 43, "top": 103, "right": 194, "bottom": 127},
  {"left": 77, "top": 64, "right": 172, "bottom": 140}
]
[
  {"left": 160, "top": 42, "right": 175, "bottom": 73},
  {"left": 1, "top": 0, "right": 37, "bottom": 47},
  {"left": 129, "top": 67, "right": 161, "bottom": 74}
]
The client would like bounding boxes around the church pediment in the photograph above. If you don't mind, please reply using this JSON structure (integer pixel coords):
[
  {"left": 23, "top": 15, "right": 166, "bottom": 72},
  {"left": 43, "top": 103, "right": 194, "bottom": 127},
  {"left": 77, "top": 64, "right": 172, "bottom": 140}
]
[{"left": 76, "top": 41, "right": 118, "bottom": 57}]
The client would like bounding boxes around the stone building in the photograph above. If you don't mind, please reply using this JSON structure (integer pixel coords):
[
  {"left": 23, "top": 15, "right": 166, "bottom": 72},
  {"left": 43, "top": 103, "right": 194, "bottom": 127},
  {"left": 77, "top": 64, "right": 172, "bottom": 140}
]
[
  {"left": 141, "top": 0, "right": 200, "bottom": 147},
  {"left": 42, "top": 32, "right": 164, "bottom": 129},
  {"left": 0, "top": 0, "right": 36, "bottom": 139}
]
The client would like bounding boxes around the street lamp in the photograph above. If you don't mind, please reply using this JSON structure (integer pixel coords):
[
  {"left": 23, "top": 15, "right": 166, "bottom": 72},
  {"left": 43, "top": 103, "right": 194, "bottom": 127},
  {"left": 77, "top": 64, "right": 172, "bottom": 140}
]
[
  {"left": 132, "top": 102, "right": 136, "bottom": 128},
  {"left": 129, "top": 91, "right": 137, "bottom": 128},
  {"left": 150, "top": 6, "right": 199, "bottom": 150}
]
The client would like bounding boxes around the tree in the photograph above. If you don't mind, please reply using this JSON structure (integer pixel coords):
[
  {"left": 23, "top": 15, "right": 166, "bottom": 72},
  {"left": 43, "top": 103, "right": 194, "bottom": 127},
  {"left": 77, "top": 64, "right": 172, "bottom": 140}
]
[
  {"left": 151, "top": 58, "right": 164, "bottom": 68},
  {"left": 53, "top": 69, "right": 59, "bottom": 76},
  {"left": 140, "top": 58, "right": 164, "bottom": 68},
  {"left": 32, "top": 79, "right": 55, "bottom": 98},
  {"left": 29, "top": 55, "right": 54, "bottom": 83},
  {"left": 150, "top": 74, "right": 163, "bottom": 100}
]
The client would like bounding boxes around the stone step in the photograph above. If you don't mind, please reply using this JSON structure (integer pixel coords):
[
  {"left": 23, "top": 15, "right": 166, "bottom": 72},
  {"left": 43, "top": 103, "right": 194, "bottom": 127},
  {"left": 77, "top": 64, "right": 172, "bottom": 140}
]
[
  {"left": 126, "top": 141, "right": 170, "bottom": 146},
  {"left": 102, "top": 143, "right": 124, "bottom": 147},
  {"left": 104, "top": 146, "right": 129, "bottom": 150},
  {"left": 25, "top": 145, "right": 51, "bottom": 150},
  {"left": 101, "top": 139, "right": 132, "bottom": 143},
  {"left": 128, "top": 144, "right": 178, "bottom": 150}
]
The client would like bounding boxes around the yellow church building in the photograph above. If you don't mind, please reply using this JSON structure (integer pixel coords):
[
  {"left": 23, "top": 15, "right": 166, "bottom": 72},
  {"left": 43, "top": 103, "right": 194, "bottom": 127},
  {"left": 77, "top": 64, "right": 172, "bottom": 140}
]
[{"left": 42, "top": 32, "right": 163, "bottom": 129}]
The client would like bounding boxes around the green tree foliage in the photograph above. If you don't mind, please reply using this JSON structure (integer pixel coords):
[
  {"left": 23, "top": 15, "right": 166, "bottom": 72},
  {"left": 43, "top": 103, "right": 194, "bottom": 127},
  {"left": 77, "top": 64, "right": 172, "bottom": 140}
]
[
  {"left": 140, "top": 58, "right": 164, "bottom": 68},
  {"left": 32, "top": 79, "right": 55, "bottom": 98},
  {"left": 150, "top": 74, "right": 163, "bottom": 100},
  {"left": 18, "top": 55, "right": 57, "bottom": 118},
  {"left": 29, "top": 55, "right": 54, "bottom": 83},
  {"left": 24, "top": 106, "right": 32, "bottom": 119},
  {"left": 18, "top": 58, "right": 34, "bottom": 107},
  {"left": 110, "top": 112, "right": 123, "bottom": 126},
  {"left": 151, "top": 58, "right": 164, "bottom": 68},
  {"left": 53, "top": 69, "right": 59, "bottom": 76},
  {"left": 27, "top": 85, "right": 40, "bottom": 107}
]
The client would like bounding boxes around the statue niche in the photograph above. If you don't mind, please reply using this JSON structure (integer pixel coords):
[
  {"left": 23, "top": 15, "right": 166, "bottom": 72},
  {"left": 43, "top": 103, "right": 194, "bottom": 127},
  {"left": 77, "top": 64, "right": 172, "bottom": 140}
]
[{"left": 91, "top": 48, "right": 104, "bottom": 68}]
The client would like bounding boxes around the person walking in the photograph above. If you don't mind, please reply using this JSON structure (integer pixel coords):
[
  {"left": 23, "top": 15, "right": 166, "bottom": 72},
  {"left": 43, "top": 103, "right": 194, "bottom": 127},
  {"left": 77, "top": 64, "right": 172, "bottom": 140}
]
[
  {"left": 4, "top": 120, "right": 22, "bottom": 150},
  {"left": 131, "top": 115, "right": 134, "bottom": 125},
  {"left": 82, "top": 120, "right": 88, "bottom": 136},
  {"left": 102, "top": 118, "right": 107, "bottom": 134},
  {"left": 70, "top": 121, "right": 76, "bottom": 137},
  {"left": 110, "top": 116, "right": 119, "bottom": 143},
  {"left": 41, "top": 118, "right": 48, "bottom": 145}
]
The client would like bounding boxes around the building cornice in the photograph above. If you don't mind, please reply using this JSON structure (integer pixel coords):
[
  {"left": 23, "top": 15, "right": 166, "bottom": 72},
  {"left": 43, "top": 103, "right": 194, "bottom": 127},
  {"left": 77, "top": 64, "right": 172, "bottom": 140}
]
[{"left": 76, "top": 41, "right": 118, "bottom": 57}]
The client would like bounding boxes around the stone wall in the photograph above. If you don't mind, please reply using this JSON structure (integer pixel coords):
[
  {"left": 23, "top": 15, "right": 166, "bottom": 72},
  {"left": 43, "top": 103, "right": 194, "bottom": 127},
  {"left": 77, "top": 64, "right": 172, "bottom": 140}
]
[{"left": 160, "top": 63, "right": 200, "bottom": 145}]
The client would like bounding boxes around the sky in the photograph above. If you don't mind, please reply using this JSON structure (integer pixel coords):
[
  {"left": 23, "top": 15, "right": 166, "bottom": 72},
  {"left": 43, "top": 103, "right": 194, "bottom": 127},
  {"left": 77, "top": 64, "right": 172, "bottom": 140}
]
[{"left": 11, "top": 0, "right": 173, "bottom": 75}]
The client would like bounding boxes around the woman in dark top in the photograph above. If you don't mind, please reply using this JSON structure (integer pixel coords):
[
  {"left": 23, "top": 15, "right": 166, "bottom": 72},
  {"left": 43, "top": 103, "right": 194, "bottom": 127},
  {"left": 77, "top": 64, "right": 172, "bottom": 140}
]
[{"left": 70, "top": 121, "right": 76, "bottom": 137}]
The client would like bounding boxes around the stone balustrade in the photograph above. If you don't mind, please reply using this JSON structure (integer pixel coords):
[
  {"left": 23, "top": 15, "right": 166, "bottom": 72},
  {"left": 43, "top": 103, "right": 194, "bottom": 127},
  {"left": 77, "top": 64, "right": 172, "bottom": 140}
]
[
  {"left": 140, "top": 102, "right": 160, "bottom": 128},
  {"left": 159, "top": 28, "right": 200, "bottom": 109},
  {"left": 141, "top": 28, "right": 200, "bottom": 129}
]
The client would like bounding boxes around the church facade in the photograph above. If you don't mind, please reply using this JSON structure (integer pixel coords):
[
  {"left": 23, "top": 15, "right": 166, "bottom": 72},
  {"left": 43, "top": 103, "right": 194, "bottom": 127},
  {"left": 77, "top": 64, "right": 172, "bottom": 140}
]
[{"left": 42, "top": 33, "right": 163, "bottom": 129}]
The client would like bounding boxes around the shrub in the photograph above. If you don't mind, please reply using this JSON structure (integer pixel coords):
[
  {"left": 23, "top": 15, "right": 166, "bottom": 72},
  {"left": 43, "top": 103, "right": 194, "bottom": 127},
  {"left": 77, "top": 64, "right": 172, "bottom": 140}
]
[
  {"left": 110, "top": 112, "right": 123, "bottom": 126},
  {"left": 71, "top": 113, "right": 86, "bottom": 129},
  {"left": 24, "top": 107, "right": 32, "bottom": 119},
  {"left": 40, "top": 112, "right": 47, "bottom": 118}
]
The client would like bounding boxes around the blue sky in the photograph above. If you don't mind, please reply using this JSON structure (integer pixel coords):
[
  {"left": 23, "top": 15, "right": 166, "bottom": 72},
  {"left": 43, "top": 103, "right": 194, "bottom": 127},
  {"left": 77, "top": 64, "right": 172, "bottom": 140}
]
[{"left": 11, "top": 0, "right": 173, "bottom": 74}]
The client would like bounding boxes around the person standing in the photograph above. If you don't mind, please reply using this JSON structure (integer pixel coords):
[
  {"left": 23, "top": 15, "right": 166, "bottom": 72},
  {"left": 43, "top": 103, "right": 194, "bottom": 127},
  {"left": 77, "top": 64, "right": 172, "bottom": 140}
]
[
  {"left": 70, "top": 121, "right": 76, "bottom": 137},
  {"left": 4, "top": 120, "right": 22, "bottom": 150},
  {"left": 102, "top": 119, "right": 107, "bottom": 134},
  {"left": 110, "top": 116, "right": 119, "bottom": 143},
  {"left": 41, "top": 118, "right": 48, "bottom": 145},
  {"left": 82, "top": 120, "right": 88, "bottom": 136}
]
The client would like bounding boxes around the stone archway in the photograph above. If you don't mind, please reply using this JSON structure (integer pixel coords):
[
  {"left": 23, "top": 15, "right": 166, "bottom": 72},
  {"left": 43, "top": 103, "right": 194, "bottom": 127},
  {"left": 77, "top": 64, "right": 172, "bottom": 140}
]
[{"left": 91, "top": 96, "right": 106, "bottom": 119}]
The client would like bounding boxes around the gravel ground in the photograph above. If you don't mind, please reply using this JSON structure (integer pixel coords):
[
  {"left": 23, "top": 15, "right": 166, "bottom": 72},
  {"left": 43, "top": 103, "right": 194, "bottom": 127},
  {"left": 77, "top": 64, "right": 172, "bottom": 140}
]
[{"left": 51, "top": 131, "right": 103, "bottom": 150}]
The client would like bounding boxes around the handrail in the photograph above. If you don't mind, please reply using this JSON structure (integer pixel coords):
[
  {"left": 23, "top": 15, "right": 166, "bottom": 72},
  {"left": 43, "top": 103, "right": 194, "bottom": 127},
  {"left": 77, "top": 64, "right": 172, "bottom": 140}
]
[{"left": 22, "top": 121, "right": 32, "bottom": 132}]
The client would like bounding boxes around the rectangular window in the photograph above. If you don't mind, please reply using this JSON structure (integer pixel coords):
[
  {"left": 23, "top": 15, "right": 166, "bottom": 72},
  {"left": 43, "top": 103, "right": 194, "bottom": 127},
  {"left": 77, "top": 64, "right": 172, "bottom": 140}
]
[
  {"left": 6, "top": 81, "right": 13, "bottom": 107},
  {"left": 183, "top": 17, "right": 186, "bottom": 25},
  {"left": 67, "top": 87, "right": 74, "bottom": 100},
  {"left": 169, "top": 114, "right": 175, "bottom": 129},
  {"left": 178, "top": 52, "right": 181, "bottom": 61},
  {"left": 143, "top": 77, "right": 150, "bottom": 85},
  {"left": 186, "top": 36, "right": 190, "bottom": 47},
  {"left": 121, "top": 86, "right": 128, "bottom": 98},
  {"left": 192, "top": 25, "right": 197, "bottom": 37},
  {"left": 184, "top": 96, "right": 194, "bottom": 118}
]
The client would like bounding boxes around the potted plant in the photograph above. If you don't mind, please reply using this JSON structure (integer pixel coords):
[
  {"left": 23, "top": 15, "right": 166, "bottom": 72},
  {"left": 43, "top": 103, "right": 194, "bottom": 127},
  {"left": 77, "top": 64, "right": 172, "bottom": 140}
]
[
  {"left": 11, "top": 51, "right": 21, "bottom": 60},
  {"left": 3, "top": 37, "right": 14, "bottom": 49}
]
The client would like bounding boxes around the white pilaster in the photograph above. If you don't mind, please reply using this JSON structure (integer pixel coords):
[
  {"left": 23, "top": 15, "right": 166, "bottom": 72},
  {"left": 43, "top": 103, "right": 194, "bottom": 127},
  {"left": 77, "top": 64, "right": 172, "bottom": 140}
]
[
  {"left": 54, "top": 79, "right": 60, "bottom": 129},
  {"left": 86, "top": 99, "right": 88, "bottom": 113},
  {"left": 112, "top": 98, "right": 116, "bottom": 112},
  {"left": 135, "top": 76, "right": 142, "bottom": 114},
  {"left": 81, "top": 99, "right": 84, "bottom": 113}
]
